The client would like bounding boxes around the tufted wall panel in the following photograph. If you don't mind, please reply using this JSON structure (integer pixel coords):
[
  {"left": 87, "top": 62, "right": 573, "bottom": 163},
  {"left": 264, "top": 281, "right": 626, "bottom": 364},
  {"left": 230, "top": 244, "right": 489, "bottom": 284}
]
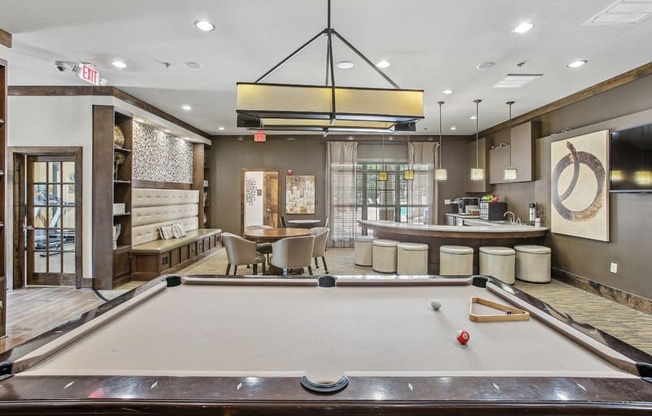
[
  {"left": 132, "top": 188, "right": 200, "bottom": 246},
  {"left": 133, "top": 188, "right": 199, "bottom": 207}
]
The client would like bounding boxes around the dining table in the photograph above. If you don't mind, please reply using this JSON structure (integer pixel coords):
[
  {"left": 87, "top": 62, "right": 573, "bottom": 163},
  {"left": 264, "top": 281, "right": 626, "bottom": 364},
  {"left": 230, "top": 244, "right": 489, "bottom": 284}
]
[{"left": 243, "top": 227, "right": 311, "bottom": 242}]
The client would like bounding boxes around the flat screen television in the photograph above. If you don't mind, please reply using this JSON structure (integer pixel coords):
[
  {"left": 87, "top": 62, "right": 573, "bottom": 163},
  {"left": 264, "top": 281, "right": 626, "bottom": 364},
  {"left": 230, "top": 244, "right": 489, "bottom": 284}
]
[{"left": 610, "top": 123, "right": 652, "bottom": 192}]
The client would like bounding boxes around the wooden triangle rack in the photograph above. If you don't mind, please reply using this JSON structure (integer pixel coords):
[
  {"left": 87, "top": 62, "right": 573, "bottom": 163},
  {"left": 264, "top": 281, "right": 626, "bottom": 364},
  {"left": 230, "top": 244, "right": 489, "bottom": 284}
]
[{"left": 469, "top": 297, "right": 530, "bottom": 322}]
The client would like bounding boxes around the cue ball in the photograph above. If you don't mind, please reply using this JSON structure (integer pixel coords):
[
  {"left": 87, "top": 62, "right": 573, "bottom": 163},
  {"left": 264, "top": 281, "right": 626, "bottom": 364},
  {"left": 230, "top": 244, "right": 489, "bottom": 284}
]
[
  {"left": 456, "top": 329, "right": 470, "bottom": 345},
  {"left": 430, "top": 299, "right": 441, "bottom": 311}
]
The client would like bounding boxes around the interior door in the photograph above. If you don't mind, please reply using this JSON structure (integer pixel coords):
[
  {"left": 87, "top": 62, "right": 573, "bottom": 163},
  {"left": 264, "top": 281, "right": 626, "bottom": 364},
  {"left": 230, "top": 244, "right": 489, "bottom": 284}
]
[{"left": 25, "top": 155, "right": 80, "bottom": 286}]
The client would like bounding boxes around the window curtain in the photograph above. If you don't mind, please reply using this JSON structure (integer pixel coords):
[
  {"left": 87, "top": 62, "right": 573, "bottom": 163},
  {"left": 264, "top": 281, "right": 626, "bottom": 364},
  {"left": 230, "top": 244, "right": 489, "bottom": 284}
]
[
  {"left": 326, "top": 142, "right": 358, "bottom": 248},
  {"left": 408, "top": 142, "right": 438, "bottom": 224}
]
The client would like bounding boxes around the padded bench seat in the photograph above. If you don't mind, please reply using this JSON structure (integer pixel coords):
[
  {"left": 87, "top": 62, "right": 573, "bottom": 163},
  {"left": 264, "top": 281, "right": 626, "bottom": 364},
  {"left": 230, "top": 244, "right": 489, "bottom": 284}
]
[{"left": 132, "top": 229, "right": 222, "bottom": 280}]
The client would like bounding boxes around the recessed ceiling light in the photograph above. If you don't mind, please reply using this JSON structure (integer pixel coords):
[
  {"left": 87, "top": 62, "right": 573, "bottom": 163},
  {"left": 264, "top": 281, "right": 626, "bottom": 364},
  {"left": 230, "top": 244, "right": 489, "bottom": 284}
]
[
  {"left": 182, "top": 104, "right": 192, "bottom": 111},
  {"left": 336, "top": 61, "right": 354, "bottom": 69},
  {"left": 194, "top": 20, "right": 215, "bottom": 32},
  {"left": 218, "top": 126, "right": 225, "bottom": 131},
  {"left": 442, "top": 89, "right": 454, "bottom": 95},
  {"left": 112, "top": 60, "right": 127, "bottom": 69},
  {"left": 185, "top": 62, "right": 203, "bottom": 70},
  {"left": 568, "top": 60, "right": 588, "bottom": 68},
  {"left": 376, "top": 60, "right": 391, "bottom": 69},
  {"left": 450, "top": 126, "right": 457, "bottom": 131},
  {"left": 476, "top": 61, "right": 495, "bottom": 70},
  {"left": 513, "top": 22, "right": 534, "bottom": 33},
  {"left": 470, "top": 115, "right": 477, "bottom": 120}
]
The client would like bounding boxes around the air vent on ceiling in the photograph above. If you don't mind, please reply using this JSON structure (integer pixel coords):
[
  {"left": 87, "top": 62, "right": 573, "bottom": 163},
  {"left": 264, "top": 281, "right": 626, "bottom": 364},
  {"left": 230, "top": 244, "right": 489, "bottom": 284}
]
[
  {"left": 492, "top": 74, "right": 543, "bottom": 89},
  {"left": 585, "top": 0, "right": 652, "bottom": 25}
]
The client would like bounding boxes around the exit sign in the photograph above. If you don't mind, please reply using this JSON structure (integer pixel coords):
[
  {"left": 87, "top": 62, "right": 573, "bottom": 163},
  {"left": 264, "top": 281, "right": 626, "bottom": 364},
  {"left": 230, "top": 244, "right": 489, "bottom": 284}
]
[
  {"left": 78, "top": 64, "right": 100, "bottom": 86},
  {"left": 254, "top": 132, "right": 266, "bottom": 142}
]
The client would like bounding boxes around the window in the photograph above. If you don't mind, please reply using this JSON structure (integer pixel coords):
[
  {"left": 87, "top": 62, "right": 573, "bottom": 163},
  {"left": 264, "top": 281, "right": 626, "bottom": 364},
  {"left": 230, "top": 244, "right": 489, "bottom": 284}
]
[{"left": 331, "top": 161, "right": 432, "bottom": 242}]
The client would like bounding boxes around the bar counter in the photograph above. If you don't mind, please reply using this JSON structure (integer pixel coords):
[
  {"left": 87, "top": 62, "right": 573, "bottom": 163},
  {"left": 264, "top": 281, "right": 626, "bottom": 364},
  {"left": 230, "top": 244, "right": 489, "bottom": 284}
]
[{"left": 358, "top": 220, "right": 548, "bottom": 274}]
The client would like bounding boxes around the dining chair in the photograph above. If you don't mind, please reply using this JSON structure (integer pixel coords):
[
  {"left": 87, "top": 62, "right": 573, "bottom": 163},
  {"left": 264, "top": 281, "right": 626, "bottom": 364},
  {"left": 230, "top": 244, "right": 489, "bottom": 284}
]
[
  {"left": 270, "top": 234, "right": 315, "bottom": 276},
  {"left": 310, "top": 227, "right": 330, "bottom": 273},
  {"left": 243, "top": 225, "right": 274, "bottom": 261},
  {"left": 222, "top": 233, "right": 266, "bottom": 275},
  {"left": 280, "top": 216, "right": 287, "bottom": 228},
  {"left": 323, "top": 216, "right": 329, "bottom": 227}
]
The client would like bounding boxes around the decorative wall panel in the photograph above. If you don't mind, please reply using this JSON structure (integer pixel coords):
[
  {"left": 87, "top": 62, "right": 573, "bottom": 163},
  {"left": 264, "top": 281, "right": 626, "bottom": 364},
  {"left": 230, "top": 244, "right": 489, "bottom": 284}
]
[{"left": 133, "top": 122, "right": 193, "bottom": 183}]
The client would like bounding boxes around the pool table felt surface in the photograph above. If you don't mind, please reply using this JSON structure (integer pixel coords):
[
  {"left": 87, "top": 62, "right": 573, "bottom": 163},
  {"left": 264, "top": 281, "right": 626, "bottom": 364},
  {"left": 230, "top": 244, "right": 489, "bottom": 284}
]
[{"left": 19, "top": 277, "right": 636, "bottom": 381}]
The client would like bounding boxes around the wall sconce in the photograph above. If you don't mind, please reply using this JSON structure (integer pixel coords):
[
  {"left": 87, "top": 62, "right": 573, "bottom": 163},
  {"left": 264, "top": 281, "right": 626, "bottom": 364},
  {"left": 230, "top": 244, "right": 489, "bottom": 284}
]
[
  {"left": 435, "top": 101, "right": 448, "bottom": 181},
  {"left": 470, "top": 99, "right": 485, "bottom": 181},
  {"left": 503, "top": 101, "right": 518, "bottom": 181}
]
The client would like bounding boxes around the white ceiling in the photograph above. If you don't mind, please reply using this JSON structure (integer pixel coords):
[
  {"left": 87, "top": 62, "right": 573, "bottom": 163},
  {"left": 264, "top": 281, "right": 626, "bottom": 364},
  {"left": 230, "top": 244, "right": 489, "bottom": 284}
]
[{"left": 1, "top": 0, "right": 651, "bottom": 137}]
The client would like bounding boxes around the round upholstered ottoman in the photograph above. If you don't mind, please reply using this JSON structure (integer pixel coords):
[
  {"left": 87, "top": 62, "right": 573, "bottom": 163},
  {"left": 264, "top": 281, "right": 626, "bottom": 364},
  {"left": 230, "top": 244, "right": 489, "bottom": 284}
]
[
  {"left": 439, "top": 245, "right": 473, "bottom": 275},
  {"left": 479, "top": 246, "right": 516, "bottom": 284},
  {"left": 514, "top": 245, "right": 551, "bottom": 283},
  {"left": 354, "top": 236, "right": 374, "bottom": 267},
  {"left": 397, "top": 242, "right": 429, "bottom": 275},
  {"left": 372, "top": 239, "right": 399, "bottom": 273}
]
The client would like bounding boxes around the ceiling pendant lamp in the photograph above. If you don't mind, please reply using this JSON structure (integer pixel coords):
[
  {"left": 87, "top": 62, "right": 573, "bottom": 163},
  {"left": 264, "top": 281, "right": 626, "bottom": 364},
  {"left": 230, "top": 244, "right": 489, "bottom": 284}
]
[
  {"left": 434, "top": 101, "right": 448, "bottom": 181},
  {"left": 235, "top": 0, "right": 424, "bottom": 134},
  {"left": 470, "top": 99, "right": 485, "bottom": 181},
  {"left": 403, "top": 133, "right": 414, "bottom": 180},
  {"left": 503, "top": 100, "right": 518, "bottom": 181},
  {"left": 378, "top": 135, "right": 388, "bottom": 181}
]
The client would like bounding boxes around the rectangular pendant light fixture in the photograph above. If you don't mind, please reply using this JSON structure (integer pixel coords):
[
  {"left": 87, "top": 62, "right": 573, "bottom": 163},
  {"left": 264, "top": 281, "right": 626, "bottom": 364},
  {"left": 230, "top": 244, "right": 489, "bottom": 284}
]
[
  {"left": 236, "top": 83, "right": 423, "bottom": 132},
  {"left": 235, "top": 0, "right": 424, "bottom": 134}
]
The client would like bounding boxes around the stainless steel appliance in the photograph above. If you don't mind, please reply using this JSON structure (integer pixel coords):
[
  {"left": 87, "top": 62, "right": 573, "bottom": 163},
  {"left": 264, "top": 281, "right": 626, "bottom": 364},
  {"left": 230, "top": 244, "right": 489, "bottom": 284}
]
[{"left": 452, "top": 197, "right": 480, "bottom": 214}]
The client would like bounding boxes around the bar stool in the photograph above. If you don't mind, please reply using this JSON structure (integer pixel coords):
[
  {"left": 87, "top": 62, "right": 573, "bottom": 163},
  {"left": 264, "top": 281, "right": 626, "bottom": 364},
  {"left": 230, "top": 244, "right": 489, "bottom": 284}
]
[
  {"left": 354, "top": 236, "right": 374, "bottom": 267},
  {"left": 439, "top": 245, "right": 473, "bottom": 275},
  {"left": 372, "top": 239, "right": 399, "bottom": 273},
  {"left": 514, "top": 245, "right": 551, "bottom": 283},
  {"left": 397, "top": 242, "right": 429, "bottom": 275},
  {"left": 479, "top": 246, "right": 515, "bottom": 284}
]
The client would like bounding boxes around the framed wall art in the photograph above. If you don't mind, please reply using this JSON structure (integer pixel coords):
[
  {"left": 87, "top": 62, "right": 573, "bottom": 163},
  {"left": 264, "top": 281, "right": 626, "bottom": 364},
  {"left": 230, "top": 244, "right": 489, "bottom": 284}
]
[
  {"left": 286, "top": 175, "right": 315, "bottom": 214},
  {"left": 550, "top": 130, "right": 609, "bottom": 241}
]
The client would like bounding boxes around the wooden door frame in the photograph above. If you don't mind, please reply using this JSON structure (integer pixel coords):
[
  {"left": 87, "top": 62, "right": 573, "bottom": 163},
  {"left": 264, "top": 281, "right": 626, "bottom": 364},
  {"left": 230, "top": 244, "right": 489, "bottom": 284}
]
[{"left": 8, "top": 146, "right": 83, "bottom": 289}]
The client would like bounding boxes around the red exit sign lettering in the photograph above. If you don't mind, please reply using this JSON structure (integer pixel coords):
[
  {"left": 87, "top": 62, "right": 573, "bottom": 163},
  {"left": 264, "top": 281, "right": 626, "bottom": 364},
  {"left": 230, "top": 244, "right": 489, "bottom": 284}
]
[
  {"left": 254, "top": 132, "right": 266, "bottom": 142},
  {"left": 78, "top": 64, "right": 100, "bottom": 86}
]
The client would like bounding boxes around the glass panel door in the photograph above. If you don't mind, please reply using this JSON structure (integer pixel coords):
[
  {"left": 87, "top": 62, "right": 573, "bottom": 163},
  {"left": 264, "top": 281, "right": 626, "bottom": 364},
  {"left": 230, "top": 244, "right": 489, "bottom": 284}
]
[{"left": 26, "top": 156, "right": 78, "bottom": 286}]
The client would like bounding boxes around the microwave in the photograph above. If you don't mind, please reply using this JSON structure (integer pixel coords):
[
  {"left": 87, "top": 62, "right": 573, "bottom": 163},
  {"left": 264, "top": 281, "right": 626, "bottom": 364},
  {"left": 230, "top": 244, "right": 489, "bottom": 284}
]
[{"left": 479, "top": 201, "right": 507, "bottom": 221}]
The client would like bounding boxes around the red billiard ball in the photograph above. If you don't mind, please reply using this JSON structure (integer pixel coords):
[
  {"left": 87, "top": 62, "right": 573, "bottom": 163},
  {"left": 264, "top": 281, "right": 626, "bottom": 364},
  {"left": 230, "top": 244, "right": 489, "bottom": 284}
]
[{"left": 456, "top": 329, "right": 470, "bottom": 345}]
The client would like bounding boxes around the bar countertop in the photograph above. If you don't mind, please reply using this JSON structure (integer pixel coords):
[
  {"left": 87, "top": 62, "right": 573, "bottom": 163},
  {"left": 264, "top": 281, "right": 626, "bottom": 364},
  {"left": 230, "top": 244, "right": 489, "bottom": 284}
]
[{"left": 359, "top": 220, "right": 548, "bottom": 238}]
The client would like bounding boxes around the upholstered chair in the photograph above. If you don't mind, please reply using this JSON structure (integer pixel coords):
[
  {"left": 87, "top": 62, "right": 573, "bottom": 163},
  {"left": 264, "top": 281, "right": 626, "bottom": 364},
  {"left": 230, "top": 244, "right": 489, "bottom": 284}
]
[
  {"left": 222, "top": 233, "right": 266, "bottom": 275},
  {"left": 309, "top": 227, "right": 330, "bottom": 273},
  {"left": 270, "top": 235, "right": 315, "bottom": 276},
  {"left": 243, "top": 225, "right": 273, "bottom": 261}
]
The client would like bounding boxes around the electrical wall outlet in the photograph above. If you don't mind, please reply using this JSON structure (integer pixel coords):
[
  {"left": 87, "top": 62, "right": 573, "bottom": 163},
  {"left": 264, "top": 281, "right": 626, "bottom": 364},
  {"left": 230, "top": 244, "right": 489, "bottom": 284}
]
[
  {"left": 610, "top": 262, "right": 618, "bottom": 274},
  {"left": 444, "top": 199, "right": 452, "bottom": 205}
]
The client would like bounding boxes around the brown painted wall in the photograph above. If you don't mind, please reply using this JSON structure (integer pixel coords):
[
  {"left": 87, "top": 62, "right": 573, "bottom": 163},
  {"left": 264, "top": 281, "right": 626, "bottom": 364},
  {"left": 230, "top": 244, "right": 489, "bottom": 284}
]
[{"left": 209, "top": 135, "right": 472, "bottom": 233}]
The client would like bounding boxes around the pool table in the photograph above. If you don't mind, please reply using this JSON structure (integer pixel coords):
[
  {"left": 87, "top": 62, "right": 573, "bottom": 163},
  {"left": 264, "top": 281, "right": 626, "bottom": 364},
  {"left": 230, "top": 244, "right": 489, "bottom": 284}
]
[{"left": 0, "top": 275, "right": 650, "bottom": 415}]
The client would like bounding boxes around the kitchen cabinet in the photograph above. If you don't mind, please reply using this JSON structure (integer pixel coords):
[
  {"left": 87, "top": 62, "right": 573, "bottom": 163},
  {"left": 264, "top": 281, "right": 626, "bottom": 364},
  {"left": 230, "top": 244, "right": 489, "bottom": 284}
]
[
  {"left": 465, "top": 137, "right": 487, "bottom": 193},
  {"left": 489, "top": 121, "right": 541, "bottom": 184}
]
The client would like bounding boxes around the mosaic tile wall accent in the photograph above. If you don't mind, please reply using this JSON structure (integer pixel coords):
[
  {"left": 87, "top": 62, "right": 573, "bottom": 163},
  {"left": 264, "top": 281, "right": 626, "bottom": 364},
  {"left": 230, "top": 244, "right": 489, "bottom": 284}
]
[{"left": 133, "top": 122, "right": 193, "bottom": 183}]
